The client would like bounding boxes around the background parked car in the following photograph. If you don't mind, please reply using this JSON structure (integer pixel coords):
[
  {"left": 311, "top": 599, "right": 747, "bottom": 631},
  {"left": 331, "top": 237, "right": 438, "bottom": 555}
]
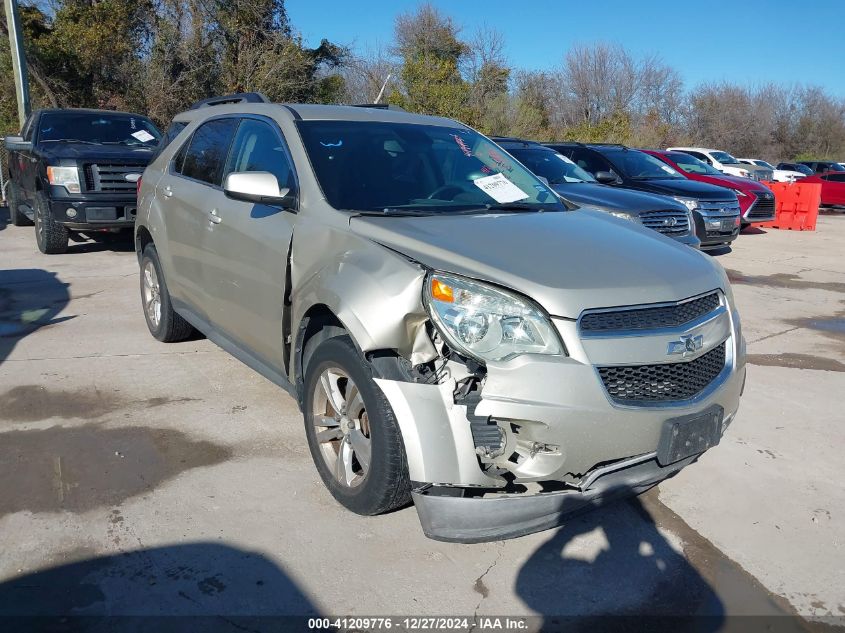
[
  {"left": 667, "top": 147, "right": 770, "bottom": 181},
  {"left": 797, "top": 160, "right": 845, "bottom": 174},
  {"left": 4, "top": 108, "right": 161, "bottom": 254},
  {"left": 492, "top": 137, "right": 699, "bottom": 248},
  {"left": 737, "top": 158, "right": 804, "bottom": 182},
  {"left": 548, "top": 143, "right": 741, "bottom": 251},
  {"left": 646, "top": 150, "right": 777, "bottom": 225},
  {"left": 799, "top": 172, "right": 845, "bottom": 207},
  {"left": 776, "top": 162, "right": 814, "bottom": 176}
]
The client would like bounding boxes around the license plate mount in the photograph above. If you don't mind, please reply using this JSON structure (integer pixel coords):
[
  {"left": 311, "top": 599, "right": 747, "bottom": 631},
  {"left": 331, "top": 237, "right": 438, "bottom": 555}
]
[{"left": 657, "top": 405, "right": 724, "bottom": 466}]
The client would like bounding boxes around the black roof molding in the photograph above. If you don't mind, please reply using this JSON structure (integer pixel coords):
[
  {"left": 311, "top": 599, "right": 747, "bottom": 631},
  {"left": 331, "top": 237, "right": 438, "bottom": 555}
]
[{"left": 189, "top": 93, "right": 270, "bottom": 110}]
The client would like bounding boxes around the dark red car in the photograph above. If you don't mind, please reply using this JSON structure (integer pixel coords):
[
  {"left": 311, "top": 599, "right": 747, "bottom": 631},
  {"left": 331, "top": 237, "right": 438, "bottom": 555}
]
[
  {"left": 799, "top": 172, "right": 845, "bottom": 208},
  {"left": 644, "top": 149, "right": 776, "bottom": 224}
]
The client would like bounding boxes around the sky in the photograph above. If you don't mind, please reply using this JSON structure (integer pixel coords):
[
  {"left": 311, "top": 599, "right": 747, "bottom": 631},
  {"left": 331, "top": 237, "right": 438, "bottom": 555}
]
[{"left": 287, "top": 0, "right": 845, "bottom": 97}]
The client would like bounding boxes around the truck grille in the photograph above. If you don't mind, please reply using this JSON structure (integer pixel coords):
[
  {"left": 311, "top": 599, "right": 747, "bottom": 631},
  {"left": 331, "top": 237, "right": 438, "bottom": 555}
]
[
  {"left": 598, "top": 342, "right": 727, "bottom": 404},
  {"left": 640, "top": 210, "right": 690, "bottom": 236},
  {"left": 746, "top": 194, "right": 775, "bottom": 220},
  {"left": 83, "top": 164, "right": 145, "bottom": 192},
  {"left": 580, "top": 292, "right": 720, "bottom": 333}
]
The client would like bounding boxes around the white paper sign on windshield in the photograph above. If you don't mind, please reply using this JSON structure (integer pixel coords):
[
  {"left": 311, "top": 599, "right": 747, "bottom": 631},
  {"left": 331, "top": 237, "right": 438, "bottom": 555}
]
[
  {"left": 131, "top": 130, "right": 155, "bottom": 143},
  {"left": 473, "top": 173, "right": 529, "bottom": 203}
]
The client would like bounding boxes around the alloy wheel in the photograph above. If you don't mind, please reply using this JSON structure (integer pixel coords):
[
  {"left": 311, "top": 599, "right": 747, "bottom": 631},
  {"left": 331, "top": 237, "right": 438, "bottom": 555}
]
[
  {"left": 311, "top": 366, "right": 372, "bottom": 488},
  {"left": 142, "top": 260, "right": 162, "bottom": 329}
]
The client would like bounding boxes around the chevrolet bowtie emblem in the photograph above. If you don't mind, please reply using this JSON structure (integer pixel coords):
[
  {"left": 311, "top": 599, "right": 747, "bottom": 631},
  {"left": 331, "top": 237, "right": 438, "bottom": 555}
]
[{"left": 667, "top": 334, "right": 704, "bottom": 357}]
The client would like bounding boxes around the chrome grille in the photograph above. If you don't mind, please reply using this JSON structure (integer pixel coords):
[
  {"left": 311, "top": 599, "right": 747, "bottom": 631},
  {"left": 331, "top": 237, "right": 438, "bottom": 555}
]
[
  {"left": 580, "top": 292, "right": 720, "bottom": 333},
  {"left": 84, "top": 164, "right": 145, "bottom": 192},
  {"left": 640, "top": 210, "right": 690, "bottom": 236},
  {"left": 696, "top": 200, "right": 741, "bottom": 216},
  {"left": 598, "top": 342, "right": 727, "bottom": 404},
  {"left": 746, "top": 195, "right": 775, "bottom": 220}
]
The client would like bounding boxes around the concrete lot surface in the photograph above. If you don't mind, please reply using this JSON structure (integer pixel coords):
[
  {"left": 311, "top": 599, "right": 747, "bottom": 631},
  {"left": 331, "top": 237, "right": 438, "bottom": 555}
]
[{"left": 0, "top": 208, "right": 843, "bottom": 631}]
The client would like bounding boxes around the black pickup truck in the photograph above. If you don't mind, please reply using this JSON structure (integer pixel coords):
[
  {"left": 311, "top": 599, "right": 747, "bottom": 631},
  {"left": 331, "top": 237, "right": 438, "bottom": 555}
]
[{"left": 4, "top": 108, "right": 161, "bottom": 254}]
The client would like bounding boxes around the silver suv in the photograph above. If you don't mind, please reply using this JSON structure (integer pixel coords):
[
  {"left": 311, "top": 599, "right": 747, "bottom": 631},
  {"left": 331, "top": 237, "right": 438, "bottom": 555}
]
[{"left": 136, "top": 94, "right": 746, "bottom": 542}]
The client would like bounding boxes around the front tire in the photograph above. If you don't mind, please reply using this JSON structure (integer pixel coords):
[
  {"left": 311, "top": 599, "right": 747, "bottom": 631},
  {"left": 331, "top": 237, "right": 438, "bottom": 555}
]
[
  {"left": 303, "top": 335, "right": 411, "bottom": 516},
  {"left": 8, "top": 181, "right": 32, "bottom": 226},
  {"left": 139, "top": 244, "right": 194, "bottom": 342},
  {"left": 34, "top": 191, "right": 68, "bottom": 254}
]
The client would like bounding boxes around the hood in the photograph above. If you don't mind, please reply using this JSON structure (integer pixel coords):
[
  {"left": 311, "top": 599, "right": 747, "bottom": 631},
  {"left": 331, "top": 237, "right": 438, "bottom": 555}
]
[
  {"left": 350, "top": 209, "right": 725, "bottom": 319},
  {"left": 687, "top": 172, "right": 770, "bottom": 193},
  {"left": 627, "top": 177, "right": 737, "bottom": 201},
  {"left": 552, "top": 182, "right": 685, "bottom": 212},
  {"left": 40, "top": 142, "right": 155, "bottom": 164}
]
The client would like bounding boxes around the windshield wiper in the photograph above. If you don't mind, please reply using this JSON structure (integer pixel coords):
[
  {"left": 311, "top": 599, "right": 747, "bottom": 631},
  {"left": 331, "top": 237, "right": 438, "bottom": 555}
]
[
  {"left": 41, "top": 139, "right": 98, "bottom": 145},
  {"left": 482, "top": 202, "right": 558, "bottom": 212}
]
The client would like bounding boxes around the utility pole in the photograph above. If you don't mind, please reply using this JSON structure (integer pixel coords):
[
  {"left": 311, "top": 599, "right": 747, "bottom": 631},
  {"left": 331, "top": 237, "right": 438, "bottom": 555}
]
[{"left": 4, "top": 0, "right": 31, "bottom": 128}]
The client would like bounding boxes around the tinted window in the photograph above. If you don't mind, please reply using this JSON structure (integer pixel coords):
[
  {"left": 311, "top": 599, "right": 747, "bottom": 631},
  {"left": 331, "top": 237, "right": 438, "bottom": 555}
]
[
  {"left": 607, "top": 150, "right": 685, "bottom": 180},
  {"left": 684, "top": 151, "right": 711, "bottom": 165},
  {"left": 666, "top": 152, "right": 722, "bottom": 176},
  {"left": 824, "top": 173, "right": 845, "bottom": 182},
  {"left": 223, "top": 119, "right": 294, "bottom": 191},
  {"left": 297, "top": 121, "right": 561, "bottom": 212},
  {"left": 711, "top": 151, "right": 740, "bottom": 165},
  {"left": 570, "top": 149, "right": 611, "bottom": 176},
  {"left": 507, "top": 147, "right": 596, "bottom": 184},
  {"left": 180, "top": 119, "right": 238, "bottom": 185},
  {"left": 38, "top": 111, "right": 161, "bottom": 147},
  {"left": 151, "top": 121, "right": 188, "bottom": 162}
]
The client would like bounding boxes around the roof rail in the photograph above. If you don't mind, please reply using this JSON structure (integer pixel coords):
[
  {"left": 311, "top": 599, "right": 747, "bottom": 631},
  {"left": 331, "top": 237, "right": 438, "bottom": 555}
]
[
  {"left": 586, "top": 142, "right": 629, "bottom": 149},
  {"left": 543, "top": 141, "right": 587, "bottom": 148},
  {"left": 351, "top": 103, "right": 406, "bottom": 111},
  {"left": 189, "top": 92, "right": 270, "bottom": 110}
]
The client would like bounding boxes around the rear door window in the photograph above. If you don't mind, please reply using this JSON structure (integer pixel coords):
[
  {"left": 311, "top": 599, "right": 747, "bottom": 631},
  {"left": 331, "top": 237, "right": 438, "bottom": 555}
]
[{"left": 180, "top": 119, "right": 239, "bottom": 186}]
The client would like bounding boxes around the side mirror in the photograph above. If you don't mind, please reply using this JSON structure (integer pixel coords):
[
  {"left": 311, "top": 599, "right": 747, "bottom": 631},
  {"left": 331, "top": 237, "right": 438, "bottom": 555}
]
[
  {"left": 5, "top": 135, "right": 32, "bottom": 152},
  {"left": 594, "top": 171, "right": 617, "bottom": 185},
  {"left": 223, "top": 171, "right": 295, "bottom": 208}
]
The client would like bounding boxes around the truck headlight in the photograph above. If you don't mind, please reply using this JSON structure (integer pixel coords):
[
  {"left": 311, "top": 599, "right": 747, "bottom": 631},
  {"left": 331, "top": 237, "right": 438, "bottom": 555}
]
[
  {"left": 425, "top": 272, "right": 564, "bottom": 362},
  {"left": 47, "top": 166, "right": 81, "bottom": 193},
  {"left": 672, "top": 197, "right": 699, "bottom": 212}
]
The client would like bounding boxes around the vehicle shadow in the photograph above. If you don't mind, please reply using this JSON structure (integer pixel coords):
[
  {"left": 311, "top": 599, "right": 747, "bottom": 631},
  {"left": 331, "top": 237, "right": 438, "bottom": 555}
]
[
  {"left": 704, "top": 245, "right": 732, "bottom": 257},
  {"left": 68, "top": 230, "right": 136, "bottom": 254},
  {"left": 0, "top": 268, "right": 72, "bottom": 364},
  {"left": 740, "top": 226, "right": 767, "bottom": 235},
  {"left": 514, "top": 492, "right": 724, "bottom": 632},
  {"left": 0, "top": 542, "right": 319, "bottom": 632}
]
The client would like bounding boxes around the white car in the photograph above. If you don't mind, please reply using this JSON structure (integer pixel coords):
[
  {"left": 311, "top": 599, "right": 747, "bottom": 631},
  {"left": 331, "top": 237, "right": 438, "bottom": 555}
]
[
  {"left": 738, "top": 158, "right": 803, "bottom": 182},
  {"left": 667, "top": 147, "right": 759, "bottom": 180}
]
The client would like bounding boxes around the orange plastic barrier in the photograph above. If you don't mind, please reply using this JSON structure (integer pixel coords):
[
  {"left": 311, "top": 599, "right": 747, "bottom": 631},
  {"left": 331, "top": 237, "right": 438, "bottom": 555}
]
[{"left": 756, "top": 181, "right": 821, "bottom": 231}]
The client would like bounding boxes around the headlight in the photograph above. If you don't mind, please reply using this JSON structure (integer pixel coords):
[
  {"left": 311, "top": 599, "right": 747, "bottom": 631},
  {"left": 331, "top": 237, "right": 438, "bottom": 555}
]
[
  {"left": 672, "top": 197, "right": 699, "bottom": 212},
  {"left": 731, "top": 188, "right": 748, "bottom": 198},
  {"left": 47, "top": 166, "right": 81, "bottom": 193},
  {"left": 425, "top": 272, "right": 564, "bottom": 362},
  {"left": 606, "top": 210, "right": 642, "bottom": 223}
]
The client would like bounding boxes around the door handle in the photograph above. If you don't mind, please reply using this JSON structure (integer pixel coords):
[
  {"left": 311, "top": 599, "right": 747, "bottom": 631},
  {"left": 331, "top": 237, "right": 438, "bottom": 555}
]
[
  {"left": 162, "top": 185, "right": 173, "bottom": 198},
  {"left": 208, "top": 208, "right": 222, "bottom": 224}
]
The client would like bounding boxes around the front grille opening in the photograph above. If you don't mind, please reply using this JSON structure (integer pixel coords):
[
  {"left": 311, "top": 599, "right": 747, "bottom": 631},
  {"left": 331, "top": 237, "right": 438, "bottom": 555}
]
[
  {"left": 598, "top": 342, "right": 727, "bottom": 404},
  {"left": 581, "top": 292, "right": 720, "bottom": 333},
  {"left": 640, "top": 210, "right": 690, "bottom": 236},
  {"left": 747, "top": 197, "right": 775, "bottom": 219}
]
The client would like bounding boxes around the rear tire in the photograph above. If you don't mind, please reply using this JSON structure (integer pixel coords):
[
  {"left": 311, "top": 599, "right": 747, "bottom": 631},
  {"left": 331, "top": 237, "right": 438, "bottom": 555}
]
[
  {"left": 8, "top": 182, "right": 32, "bottom": 226},
  {"left": 34, "top": 191, "right": 68, "bottom": 254},
  {"left": 303, "top": 335, "right": 411, "bottom": 516},
  {"left": 139, "top": 244, "right": 194, "bottom": 342}
]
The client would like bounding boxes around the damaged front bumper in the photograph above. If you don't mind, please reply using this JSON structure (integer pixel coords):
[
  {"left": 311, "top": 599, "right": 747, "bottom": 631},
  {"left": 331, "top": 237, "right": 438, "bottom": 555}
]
[
  {"left": 374, "top": 294, "right": 745, "bottom": 543},
  {"left": 412, "top": 451, "right": 698, "bottom": 543}
]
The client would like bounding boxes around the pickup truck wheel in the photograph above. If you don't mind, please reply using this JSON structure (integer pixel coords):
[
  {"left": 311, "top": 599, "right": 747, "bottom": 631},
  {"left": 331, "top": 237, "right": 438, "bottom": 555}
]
[
  {"left": 34, "top": 191, "right": 68, "bottom": 254},
  {"left": 304, "top": 335, "right": 411, "bottom": 515},
  {"left": 8, "top": 182, "right": 32, "bottom": 226},
  {"left": 140, "top": 245, "right": 194, "bottom": 342}
]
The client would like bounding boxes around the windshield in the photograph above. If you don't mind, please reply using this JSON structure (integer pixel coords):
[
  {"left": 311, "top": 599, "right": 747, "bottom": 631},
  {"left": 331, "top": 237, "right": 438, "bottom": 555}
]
[
  {"left": 38, "top": 112, "right": 161, "bottom": 147},
  {"left": 755, "top": 160, "right": 775, "bottom": 169},
  {"left": 507, "top": 148, "right": 596, "bottom": 184},
  {"left": 826, "top": 163, "right": 845, "bottom": 172},
  {"left": 666, "top": 152, "right": 723, "bottom": 176},
  {"left": 612, "top": 149, "right": 685, "bottom": 180},
  {"left": 297, "top": 121, "right": 563, "bottom": 213},
  {"left": 711, "top": 151, "right": 740, "bottom": 165}
]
